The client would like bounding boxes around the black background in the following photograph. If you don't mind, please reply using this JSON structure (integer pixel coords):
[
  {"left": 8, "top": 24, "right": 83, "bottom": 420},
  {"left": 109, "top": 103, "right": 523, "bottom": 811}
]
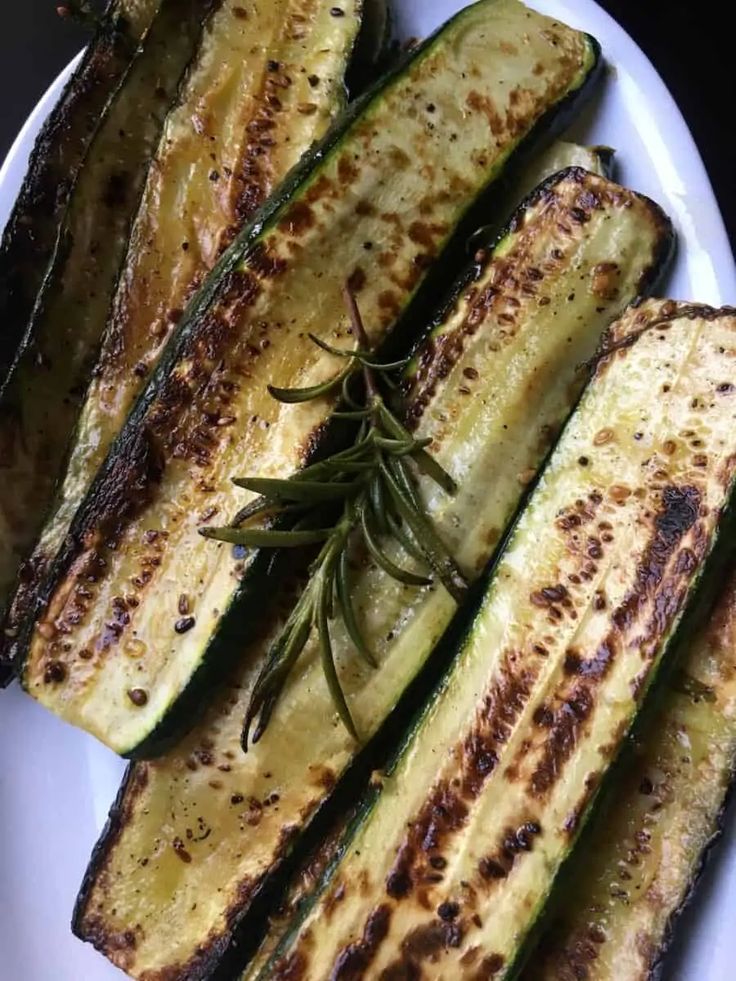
[{"left": 1, "top": 1, "right": 734, "bottom": 246}]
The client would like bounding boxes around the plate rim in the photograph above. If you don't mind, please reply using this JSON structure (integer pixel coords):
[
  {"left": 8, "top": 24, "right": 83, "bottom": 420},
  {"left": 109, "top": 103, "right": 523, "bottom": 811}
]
[{"left": 0, "top": 4, "right": 734, "bottom": 980}]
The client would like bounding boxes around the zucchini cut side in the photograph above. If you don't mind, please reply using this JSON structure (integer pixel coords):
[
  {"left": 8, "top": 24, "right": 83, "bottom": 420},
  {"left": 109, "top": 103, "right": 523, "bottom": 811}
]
[
  {"left": 2, "top": 0, "right": 372, "bottom": 675},
  {"left": 0, "top": 0, "right": 218, "bottom": 639},
  {"left": 0, "top": 0, "right": 161, "bottom": 386},
  {"left": 526, "top": 568, "right": 736, "bottom": 981},
  {"left": 256, "top": 300, "right": 736, "bottom": 981},
  {"left": 72, "top": 166, "right": 673, "bottom": 981},
  {"left": 23, "top": 0, "right": 602, "bottom": 756}
]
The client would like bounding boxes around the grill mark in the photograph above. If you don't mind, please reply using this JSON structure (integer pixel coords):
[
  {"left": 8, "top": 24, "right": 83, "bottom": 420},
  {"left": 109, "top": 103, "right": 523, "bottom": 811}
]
[
  {"left": 529, "top": 484, "right": 702, "bottom": 800},
  {"left": 329, "top": 904, "right": 392, "bottom": 980},
  {"left": 383, "top": 654, "right": 534, "bottom": 905},
  {"left": 379, "top": 919, "right": 465, "bottom": 979},
  {"left": 403, "top": 174, "right": 637, "bottom": 428}
]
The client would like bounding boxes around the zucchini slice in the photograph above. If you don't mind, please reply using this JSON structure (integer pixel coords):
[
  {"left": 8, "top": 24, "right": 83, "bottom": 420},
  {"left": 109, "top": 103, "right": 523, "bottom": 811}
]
[
  {"left": 73, "top": 167, "right": 672, "bottom": 981},
  {"left": 0, "top": 0, "right": 217, "bottom": 637},
  {"left": 22, "top": 0, "right": 601, "bottom": 755},
  {"left": 1, "top": 0, "right": 373, "bottom": 676},
  {"left": 526, "top": 568, "right": 736, "bottom": 981},
  {"left": 0, "top": 0, "right": 161, "bottom": 386},
  {"left": 254, "top": 300, "right": 736, "bottom": 981}
]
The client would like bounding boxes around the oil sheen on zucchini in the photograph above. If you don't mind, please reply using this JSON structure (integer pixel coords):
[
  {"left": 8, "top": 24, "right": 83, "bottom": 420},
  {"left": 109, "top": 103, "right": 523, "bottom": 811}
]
[
  {"left": 0, "top": 0, "right": 161, "bottom": 386},
  {"left": 0, "top": 0, "right": 216, "bottom": 638},
  {"left": 2, "top": 0, "right": 372, "bottom": 676},
  {"left": 255, "top": 300, "right": 736, "bottom": 981},
  {"left": 72, "top": 167, "right": 672, "bottom": 981},
  {"left": 23, "top": 0, "right": 601, "bottom": 755},
  {"left": 526, "top": 566, "right": 736, "bottom": 981}
]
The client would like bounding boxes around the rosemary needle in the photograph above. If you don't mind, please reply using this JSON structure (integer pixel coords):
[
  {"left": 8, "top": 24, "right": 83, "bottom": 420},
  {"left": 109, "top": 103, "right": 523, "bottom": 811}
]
[{"left": 203, "top": 282, "right": 468, "bottom": 749}]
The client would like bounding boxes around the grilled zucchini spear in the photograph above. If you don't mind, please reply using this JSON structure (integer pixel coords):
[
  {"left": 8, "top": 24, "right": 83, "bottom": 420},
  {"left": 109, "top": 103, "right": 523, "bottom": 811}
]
[
  {"left": 0, "top": 0, "right": 217, "bottom": 644},
  {"left": 527, "top": 564, "right": 736, "bottom": 981},
  {"left": 73, "top": 166, "right": 673, "bottom": 981},
  {"left": 22, "top": 0, "right": 602, "bottom": 756},
  {"left": 0, "top": 0, "right": 161, "bottom": 385},
  {"left": 1, "top": 0, "right": 376, "bottom": 675},
  {"left": 255, "top": 300, "right": 736, "bottom": 981}
]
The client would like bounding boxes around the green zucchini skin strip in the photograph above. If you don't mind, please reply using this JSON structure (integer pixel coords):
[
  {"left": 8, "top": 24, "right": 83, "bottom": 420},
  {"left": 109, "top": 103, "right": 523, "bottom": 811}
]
[
  {"left": 0, "top": 0, "right": 372, "bottom": 683},
  {"left": 525, "top": 566, "right": 736, "bottom": 981},
  {"left": 72, "top": 166, "right": 672, "bottom": 981},
  {"left": 0, "top": 0, "right": 161, "bottom": 388},
  {"left": 255, "top": 300, "right": 736, "bottom": 981},
  {"left": 22, "top": 0, "right": 602, "bottom": 756},
  {"left": 0, "top": 0, "right": 220, "bottom": 658}
]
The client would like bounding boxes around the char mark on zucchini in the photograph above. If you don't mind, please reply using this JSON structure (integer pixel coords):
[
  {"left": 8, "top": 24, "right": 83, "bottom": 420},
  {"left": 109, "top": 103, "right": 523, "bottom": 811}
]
[{"left": 525, "top": 573, "right": 736, "bottom": 981}]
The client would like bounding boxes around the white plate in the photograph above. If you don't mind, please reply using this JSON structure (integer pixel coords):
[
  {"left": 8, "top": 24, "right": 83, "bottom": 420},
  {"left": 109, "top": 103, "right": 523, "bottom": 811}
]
[{"left": 0, "top": 3, "right": 734, "bottom": 980}]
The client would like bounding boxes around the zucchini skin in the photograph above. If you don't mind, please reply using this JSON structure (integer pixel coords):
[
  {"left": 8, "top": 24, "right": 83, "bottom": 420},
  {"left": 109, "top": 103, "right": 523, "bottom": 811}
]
[
  {"left": 1, "top": 0, "right": 370, "bottom": 681},
  {"left": 525, "top": 565, "right": 736, "bottom": 981},
  {"left": 72, "top": 168, "right": 673, "bottom": 981},
  {"left": 256, "top": 301, "right": 736, "bottom": 981},
  {"left": 22, "top": 0, "right": 603, "bottom": 757},
  {"left": 0, "top": 0, "right": 160, "bottom": 388}
]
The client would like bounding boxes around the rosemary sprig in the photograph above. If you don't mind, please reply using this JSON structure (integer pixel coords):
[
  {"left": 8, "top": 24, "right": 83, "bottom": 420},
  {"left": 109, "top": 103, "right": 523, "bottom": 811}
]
[{"left": 201, "top": 284, "right": 468, "bottom": 749}]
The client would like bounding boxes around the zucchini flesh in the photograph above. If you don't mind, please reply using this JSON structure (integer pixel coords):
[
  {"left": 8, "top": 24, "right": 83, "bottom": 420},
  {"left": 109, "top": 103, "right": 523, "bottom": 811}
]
[
  {"left": 23, "top": 0, "right": 601, "bottom": 756},
  {"left": 72, "top": 167, "right": 672, "bottom": 980},
  {"left": 2, "top": 0, "right": 369, "bottom": 674},
  {"left": 0, "top": 0, "right": 216, "bottom": 631},
  {"left": 256, "top": 300, "right": 736, "bottom": 981},
  {"left": 526, "top": 567, "right": 736, "bottom": 981},
  {"left": 0, "top": 0, "right": 161, "bottom": 386}
]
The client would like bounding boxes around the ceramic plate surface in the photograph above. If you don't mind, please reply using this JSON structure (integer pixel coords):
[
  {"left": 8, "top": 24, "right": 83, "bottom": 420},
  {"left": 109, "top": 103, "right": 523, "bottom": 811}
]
[{"left": 0, "top": 3, "right": 734, "bottom": 979}]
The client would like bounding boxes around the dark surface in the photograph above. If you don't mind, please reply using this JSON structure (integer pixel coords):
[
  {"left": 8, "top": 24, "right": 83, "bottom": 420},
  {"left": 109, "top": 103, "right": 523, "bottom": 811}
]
[{"left": 0, "top": 1, "right": 733, "bottom": 244}]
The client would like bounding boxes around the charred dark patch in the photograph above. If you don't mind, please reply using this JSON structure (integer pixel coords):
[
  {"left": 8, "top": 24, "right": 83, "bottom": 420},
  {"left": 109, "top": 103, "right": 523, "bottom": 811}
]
[
  {"left": 73, "top": 425, "right": 164, "bottom": 552},
  {"left": 478, "top": 856, "right": 507, "bottom": 880},
  {"left": 331, "top": 904, "right": 392, "bottom": 980},
  {"left": 337, "top": 154, "right": 359, "bottom": 185},
  {"left": 531, "top": 686, "right": 594, "bottom": 797},
  {"left": 77, "top": 918, "right": 139, "bottom": 971},
  {"left": 300, "top": 421, "right": 331, "bottom": 468},
  {"left": 347, "top": 267, "right": 366, "bottom": 293},
  {"left": 407, "top": 221, "right": 444, "bottom": 253},
  {"left": 279, "top": 200, "right": 315, "bottom": 236},
  {"left": 379, "top": 919, "right": 465, "bottom": 979},
  {"left": 385, "top": 783, "right": 467, "bottom": 900},
  {"left": 612, "top": 485, "right": 701, "bottom": 634},
  {"left": 461, "top": 668, "right": 532, "bottom": 798},
  {"left": 248, "top": 242, "right": 288, "bottom": 279},
  {"left": 474, "top": 953, "right": 505, "bottom": 978},
  {"left": 478, "top": 820, "right": 542, "bottom": 886}
]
